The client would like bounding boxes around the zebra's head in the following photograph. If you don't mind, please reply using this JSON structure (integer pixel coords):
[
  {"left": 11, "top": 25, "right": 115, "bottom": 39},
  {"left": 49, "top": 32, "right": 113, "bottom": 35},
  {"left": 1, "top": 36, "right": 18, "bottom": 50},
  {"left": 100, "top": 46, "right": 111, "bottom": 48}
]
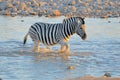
[
  {"left": 75, "top": 17, "right": 87, "bottom": 40},
  {"left": 63, "top": 17, "right": 87, "bottom": 40}
]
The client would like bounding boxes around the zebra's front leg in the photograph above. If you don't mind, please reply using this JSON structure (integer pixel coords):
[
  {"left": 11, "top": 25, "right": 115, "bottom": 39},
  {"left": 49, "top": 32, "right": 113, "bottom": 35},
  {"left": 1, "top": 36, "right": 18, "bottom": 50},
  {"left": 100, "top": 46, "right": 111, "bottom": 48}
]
[
  {"left": 61, "top": 43, "right": 70, "bottom": 53},
  {"left": 61, "top": 45, "right": 66, "bottom": 53},
  {"left": 59, "top": 41, "right": 70, "bottom": 53}
]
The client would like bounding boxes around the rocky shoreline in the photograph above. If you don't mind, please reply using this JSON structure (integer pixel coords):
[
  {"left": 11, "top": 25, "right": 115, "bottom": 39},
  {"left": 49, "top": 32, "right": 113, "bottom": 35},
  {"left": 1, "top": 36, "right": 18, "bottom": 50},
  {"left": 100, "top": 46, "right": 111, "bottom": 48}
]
[{"left": 0, "top": 0, "right": 120, "bottom": 18}]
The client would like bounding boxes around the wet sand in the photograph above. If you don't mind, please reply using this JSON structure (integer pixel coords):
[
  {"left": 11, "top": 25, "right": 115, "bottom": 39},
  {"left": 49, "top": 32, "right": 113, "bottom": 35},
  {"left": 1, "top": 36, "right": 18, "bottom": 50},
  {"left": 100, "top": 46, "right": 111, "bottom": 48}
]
[{"left": 65, "top": 76, "right": 120, "bottom": 80}]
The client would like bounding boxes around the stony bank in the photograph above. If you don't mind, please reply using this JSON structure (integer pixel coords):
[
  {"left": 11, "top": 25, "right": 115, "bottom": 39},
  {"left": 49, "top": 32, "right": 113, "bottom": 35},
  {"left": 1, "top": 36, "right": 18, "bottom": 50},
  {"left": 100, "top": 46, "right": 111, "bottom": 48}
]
[{"left": 0, "top": 0, "right": 120, "bottom": 18}]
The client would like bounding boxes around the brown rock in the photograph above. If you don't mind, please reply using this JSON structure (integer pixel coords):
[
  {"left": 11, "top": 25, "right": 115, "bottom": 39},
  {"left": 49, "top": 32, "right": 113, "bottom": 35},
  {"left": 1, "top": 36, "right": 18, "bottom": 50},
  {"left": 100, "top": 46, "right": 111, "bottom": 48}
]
[
  {"left": 53, "top": 10, "right": 61, "bottom": 16},
  {"left": 8, "top": 3, "right": 13, "bottom": 8},
  {"left": 68, "top": 66, "right": 75, "bottom": 70},
  {"left": 72, "top": 1, "right": 76, "bottom": 5},
  {"left": 29, "top": 11, "right": 37, "bottom": 15},
  {"left": 21, "top": 3, "right": 27, "bottom": 10},
  {"left": 53, "top": 3, "right": 57, "bottom": 6},
  {"left": 72, "top": 6, "right": 77, "bottom": 12}
]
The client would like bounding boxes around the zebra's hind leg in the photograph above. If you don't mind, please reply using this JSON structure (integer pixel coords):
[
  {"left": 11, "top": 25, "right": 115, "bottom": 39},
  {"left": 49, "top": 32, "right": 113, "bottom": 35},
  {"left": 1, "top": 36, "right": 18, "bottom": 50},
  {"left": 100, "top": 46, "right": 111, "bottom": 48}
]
[
  {"left": 61, "top": 45, "right": 66, "bottom": 52},
  {"left": 65, "top": 44, "right": 70, "bottom": 53},
  {"left": 32, "top": 41, "right": 40, "bottom": 52}
]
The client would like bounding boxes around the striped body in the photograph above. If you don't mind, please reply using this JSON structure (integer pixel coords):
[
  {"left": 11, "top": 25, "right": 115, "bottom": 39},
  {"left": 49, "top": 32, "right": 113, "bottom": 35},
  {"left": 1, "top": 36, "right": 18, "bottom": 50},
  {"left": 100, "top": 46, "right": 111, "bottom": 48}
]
[
  {"left": 29, "top": 22, "right": 75, "bottom": 46},
  {"left": 23, "top": 17, "right": 87, "bottom": 52}
]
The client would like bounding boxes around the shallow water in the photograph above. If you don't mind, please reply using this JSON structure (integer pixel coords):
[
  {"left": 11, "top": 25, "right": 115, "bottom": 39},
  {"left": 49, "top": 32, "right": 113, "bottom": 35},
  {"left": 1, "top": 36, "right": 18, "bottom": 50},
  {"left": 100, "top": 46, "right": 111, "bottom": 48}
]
[{"left": 0, "top": 16, "right": 120, "bottom": 80}]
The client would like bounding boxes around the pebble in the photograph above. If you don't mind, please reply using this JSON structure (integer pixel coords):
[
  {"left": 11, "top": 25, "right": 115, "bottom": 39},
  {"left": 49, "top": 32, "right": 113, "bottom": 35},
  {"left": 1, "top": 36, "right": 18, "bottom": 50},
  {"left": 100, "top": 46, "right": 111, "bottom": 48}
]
[
  {"left": 108, "top": 21, "right": 111, "bottom": 23},
  {"left": 30, "top": 11, "right": 37, "bottom": 15},
  {"left": 68, "top": 66, "right": 75, "bottom": 70},
  {"left": 104, "top": 72, "right": 111, "bottom": 77},
  {"left": 53, "top": 10, "right": 61, "bottom": 16},
  {"left": 21, "top": 20, "right": 24, "bottom": 22},
  {"left": 0, "top": 0, "right": 119, "bottom": 18}
]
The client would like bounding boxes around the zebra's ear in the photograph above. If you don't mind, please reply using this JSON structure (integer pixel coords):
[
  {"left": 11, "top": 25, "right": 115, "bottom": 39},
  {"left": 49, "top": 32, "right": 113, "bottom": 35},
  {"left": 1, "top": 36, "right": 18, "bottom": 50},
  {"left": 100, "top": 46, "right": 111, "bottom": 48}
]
[{"left": 63, "top": 19, "right": 67, "bottom": 23}]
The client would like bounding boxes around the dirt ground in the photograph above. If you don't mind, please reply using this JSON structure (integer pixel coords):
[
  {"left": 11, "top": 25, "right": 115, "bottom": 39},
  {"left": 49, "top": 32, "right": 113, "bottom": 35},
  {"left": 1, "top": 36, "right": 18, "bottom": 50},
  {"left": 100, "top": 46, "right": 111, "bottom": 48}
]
[{"left": 66, "top": 76, "right": 120, "bottom": 80}]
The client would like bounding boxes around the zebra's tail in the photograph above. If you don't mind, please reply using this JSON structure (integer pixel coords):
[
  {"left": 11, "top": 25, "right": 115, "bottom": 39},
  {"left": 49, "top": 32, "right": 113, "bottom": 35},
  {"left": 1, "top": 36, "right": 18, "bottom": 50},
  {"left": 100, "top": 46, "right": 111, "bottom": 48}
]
[{"left": 23, "top": 33, "right": 29, "bottom": 45}]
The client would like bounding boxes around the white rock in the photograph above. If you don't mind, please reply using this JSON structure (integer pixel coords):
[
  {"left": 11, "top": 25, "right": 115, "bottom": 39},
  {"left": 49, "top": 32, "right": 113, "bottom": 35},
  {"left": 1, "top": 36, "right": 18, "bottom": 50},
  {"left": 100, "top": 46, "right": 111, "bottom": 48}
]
[
  {"left": 29, "top": 11, "right": 37, "bottom": 15},
  {"left": 21, "top": 10, "right": 28, "bottom": 16},
  {"left": 1, "top": 10, "right": 11, "bottom": 15},
  {"left": 11, "top": 12, "right": 17, "bottom": 16}
]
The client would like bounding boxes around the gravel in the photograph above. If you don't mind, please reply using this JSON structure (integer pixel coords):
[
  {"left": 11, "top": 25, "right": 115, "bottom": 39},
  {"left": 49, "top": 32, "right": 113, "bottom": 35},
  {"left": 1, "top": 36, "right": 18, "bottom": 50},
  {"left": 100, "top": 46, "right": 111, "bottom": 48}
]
[{"left": 0, "top": 0, "right": 119, "bottom": 18}]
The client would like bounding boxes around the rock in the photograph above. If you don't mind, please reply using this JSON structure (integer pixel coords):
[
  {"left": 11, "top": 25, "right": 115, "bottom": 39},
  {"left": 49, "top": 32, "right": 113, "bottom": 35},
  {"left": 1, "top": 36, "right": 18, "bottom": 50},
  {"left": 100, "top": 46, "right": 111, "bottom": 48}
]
[
  {"left": 12, "top": 1, "right": 19, "bottom": 6},
  {"left": 1, "top": 10, "right": 11, "bottom": 15},
  {"left": 21, "top": 2, "right": 27, "bottom": 10},
  {"left": 0, "top": 8, "right": 2, "bottom": 11},
  {"left": 0, "top": 2, "right": 8, "bottom": 10},
  {"left": 53, "top": 2, "right": 57, "bottom": 6},
  {"left": 68, "top": 1, "right": 76, "bottom": 5},
  {"left": 72, "top": 6, "right": 77, "bottom": 12},
  {"left": 11, "top": 12, "right": 17, "bottom": 17},
  {"left": 33, "top": 6, "right": 39, "bottom": 12},
  {"left": 43, "top": 10, "right": 47, "bottom": 14},
  {"left": 68, "top": 66, "right": 75, "bottom": 70},
  {"left": 104, "top": 72, "right": 111, "bottom": 77},
  {"left": 8, "top": 3, "right": 13, "bottom": 8},
  {"left": 108, "top": 21, "right": 111, "bottom": 23},
  {"left": 26, "top": 1, "right": 32, "bottom": 5},
  {"left": 8, "top": 7, "right": 17, "bottom": 13},
  {"left": 0, "top": 0, "right": 119, "bottom": 18},
  {"left": 40, "top": 1, "right": 47, "bottom": 6},
  {"left": 53, "top": 10, "right": 61, "bottom": 16},
  {"left": 20, "top": 10, "right": 28, "bottom": 16},
  {"left": 29, "top": 11, "right": 37, "bottom": 15},
  {"left": 0, "top": 78, "right": 1, "bottom": 80},
  {"left": 38, "top": 12, "right": 42, "bottom": 17},
  {"left": 21, "top": 20, "right": 24, "bottom": 22}
]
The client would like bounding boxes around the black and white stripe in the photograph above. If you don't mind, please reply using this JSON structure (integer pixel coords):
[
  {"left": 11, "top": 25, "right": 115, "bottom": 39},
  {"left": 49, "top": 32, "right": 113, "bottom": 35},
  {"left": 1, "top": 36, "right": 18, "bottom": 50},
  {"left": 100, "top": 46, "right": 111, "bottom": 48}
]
[
  {"left": 29, "top": 23, "right": 61, "bottom": 45},
  {"left": 23, "top": 17, "right": 86, "bottom": 52}
]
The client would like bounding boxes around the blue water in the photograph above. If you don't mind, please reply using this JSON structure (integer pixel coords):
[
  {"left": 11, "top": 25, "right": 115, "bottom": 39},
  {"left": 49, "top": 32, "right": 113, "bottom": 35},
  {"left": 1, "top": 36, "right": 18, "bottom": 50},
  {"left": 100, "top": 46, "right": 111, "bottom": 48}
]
[{"left": 0, "top": 16, "right": 120, "bottom": 80}]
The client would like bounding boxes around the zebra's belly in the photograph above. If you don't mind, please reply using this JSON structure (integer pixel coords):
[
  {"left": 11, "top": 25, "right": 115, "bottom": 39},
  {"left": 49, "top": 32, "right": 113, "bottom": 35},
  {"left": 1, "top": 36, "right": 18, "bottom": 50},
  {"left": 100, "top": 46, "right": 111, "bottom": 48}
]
[
  {"left": 38, "top": 33, "right": 59, "bottom": 46},
  {"left": 40, "top": 40, "right": 59, "bottom": 46}
]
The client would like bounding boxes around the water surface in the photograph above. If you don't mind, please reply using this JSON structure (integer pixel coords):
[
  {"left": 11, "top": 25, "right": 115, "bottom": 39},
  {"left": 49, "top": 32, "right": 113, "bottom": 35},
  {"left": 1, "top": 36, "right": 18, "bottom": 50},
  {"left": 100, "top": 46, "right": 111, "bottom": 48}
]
[{"left": 0, "top": 16, "right": 120, "bottom": 80}]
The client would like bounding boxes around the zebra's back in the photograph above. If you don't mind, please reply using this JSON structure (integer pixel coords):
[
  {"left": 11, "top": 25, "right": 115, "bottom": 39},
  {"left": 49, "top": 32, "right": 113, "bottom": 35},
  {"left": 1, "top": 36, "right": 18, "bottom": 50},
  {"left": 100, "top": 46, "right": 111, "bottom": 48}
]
[{"left": 29, "top": 22, "right": 62, "bottom": 45}]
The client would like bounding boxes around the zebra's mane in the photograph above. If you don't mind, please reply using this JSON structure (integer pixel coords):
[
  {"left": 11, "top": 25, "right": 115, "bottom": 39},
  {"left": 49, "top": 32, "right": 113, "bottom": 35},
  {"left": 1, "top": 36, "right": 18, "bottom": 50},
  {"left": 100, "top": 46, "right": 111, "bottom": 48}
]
[{"left": 63, "top": 17, "right": 85, "bottom": 24}]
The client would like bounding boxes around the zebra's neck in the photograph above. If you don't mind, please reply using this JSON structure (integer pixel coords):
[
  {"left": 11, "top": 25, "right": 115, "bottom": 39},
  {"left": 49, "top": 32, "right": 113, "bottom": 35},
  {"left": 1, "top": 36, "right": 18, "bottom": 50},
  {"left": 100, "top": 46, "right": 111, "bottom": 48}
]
[{"left": 61, "top": 23, "right": 76, "bottom": 41}]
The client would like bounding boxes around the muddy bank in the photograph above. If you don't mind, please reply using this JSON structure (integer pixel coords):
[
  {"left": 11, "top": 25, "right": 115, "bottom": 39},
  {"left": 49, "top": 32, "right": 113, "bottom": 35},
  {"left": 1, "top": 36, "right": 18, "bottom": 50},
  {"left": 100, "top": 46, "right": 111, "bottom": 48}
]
[
  {"left": 65, "top": 76, "right": 120, "bottom": 80},
  {"left": 0, "top": 0, "right": 120, "bottom": 18}
]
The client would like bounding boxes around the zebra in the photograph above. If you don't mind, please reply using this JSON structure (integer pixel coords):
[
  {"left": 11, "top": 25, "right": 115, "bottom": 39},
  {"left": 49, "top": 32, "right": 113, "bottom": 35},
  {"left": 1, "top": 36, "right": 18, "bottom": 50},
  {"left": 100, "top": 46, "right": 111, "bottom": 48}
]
[{"left": 23, "top": 17, "right": 87, "bottom": 52}]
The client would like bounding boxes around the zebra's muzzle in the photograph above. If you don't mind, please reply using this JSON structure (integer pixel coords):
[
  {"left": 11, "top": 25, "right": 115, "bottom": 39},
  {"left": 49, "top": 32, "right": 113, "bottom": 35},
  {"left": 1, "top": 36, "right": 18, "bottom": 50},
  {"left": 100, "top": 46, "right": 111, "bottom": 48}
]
[{"left": 82, "top": 33, "right": 87, "bottom": 40}]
